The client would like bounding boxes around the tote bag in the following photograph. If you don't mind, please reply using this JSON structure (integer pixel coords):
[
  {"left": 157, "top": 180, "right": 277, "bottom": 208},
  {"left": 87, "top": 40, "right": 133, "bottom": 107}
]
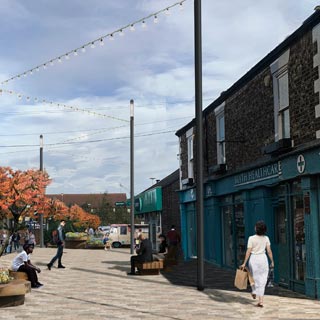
[{"left": 234, "top": 267, "right": 248, "bottom": 290}]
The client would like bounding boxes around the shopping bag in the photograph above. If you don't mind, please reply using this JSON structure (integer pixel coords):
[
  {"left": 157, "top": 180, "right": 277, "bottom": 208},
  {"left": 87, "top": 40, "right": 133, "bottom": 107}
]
[
  {"left": 234, "top": 267, "right": 248, "bottom": 290},
  {"left": 267, "top": 267, "right": 274, "bottom": 287}
]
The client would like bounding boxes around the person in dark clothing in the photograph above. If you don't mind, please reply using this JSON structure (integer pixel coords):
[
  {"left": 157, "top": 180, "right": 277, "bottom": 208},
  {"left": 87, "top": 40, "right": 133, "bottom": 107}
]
[
  {"left": 47, "top": 220, "right": 66, "bottom": 270},
  {"left": 166, "top": 225, "right": 181, "bottom": 262},
  {"left": 12, "top": 243, "right": 43, "bottom": 288},
  {"left": 128, "top": 233, "right": 153, "bottom": 275}
]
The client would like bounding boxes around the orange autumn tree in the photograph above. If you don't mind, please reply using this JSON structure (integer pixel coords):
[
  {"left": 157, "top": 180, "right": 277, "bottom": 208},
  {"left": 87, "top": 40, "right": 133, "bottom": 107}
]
[
  {"left": 0, "top": 167, "right": 51, "bottom": 257},
  {"left": 42, "top": 198, "right": 69, "bottom": 221},
  {"left": 69, "top": 204, "right": 100, "bottom": 230}
]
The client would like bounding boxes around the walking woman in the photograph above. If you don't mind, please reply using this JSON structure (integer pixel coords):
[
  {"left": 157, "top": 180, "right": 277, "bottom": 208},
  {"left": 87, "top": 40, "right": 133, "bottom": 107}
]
[{"left": 240, "top": 220, "right": 274, "bottom": 308}]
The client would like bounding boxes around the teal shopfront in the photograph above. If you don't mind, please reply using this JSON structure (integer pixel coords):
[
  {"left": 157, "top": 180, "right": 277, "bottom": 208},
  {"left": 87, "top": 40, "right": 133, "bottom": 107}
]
[
  {"left": 179, "top": 145, "right": 320, "bottom": 298},
  {"left": 134, "top": 187, "right": 162, "bottom": 251}
]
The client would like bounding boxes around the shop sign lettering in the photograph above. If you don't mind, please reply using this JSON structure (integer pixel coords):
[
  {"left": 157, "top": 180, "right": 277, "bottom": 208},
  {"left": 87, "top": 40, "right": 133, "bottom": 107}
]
[{"left": 234, "top": 162, "right": 281, "bottom": 186}]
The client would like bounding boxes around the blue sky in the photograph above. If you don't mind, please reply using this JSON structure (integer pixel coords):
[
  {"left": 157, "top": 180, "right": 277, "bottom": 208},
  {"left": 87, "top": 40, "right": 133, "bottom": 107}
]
[{"left": 0, "top": 0, "right": 318, "bottom": 196}]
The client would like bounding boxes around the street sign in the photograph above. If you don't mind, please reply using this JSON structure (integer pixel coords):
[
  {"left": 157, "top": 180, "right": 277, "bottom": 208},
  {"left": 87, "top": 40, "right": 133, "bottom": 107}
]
[{"left": 115, "top": 201, "right": 126, "bottom": 207}]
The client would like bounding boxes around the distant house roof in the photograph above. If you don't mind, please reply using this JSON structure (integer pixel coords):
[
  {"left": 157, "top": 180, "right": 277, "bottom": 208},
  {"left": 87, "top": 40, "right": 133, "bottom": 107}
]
[
  {"left": 46, "top": 193, "right": 127, "bottom": 208},
  {"left": 176, "top": 9, "right": 320, "bottom": 137}
]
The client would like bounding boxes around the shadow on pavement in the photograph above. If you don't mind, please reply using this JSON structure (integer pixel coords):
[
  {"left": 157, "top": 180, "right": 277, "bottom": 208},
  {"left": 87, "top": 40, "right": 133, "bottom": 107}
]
[{"left": 161, "top": 259, "right": 309, "bottom": 300}]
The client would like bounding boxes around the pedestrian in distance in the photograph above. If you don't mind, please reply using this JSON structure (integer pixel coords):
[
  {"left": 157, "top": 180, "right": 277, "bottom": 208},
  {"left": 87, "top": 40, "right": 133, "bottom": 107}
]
[
  {"left": 127, "top": 233, "right": 153, "bottom": 275},
  {"left": 240, "top": 220, "right": 274, "bottom": 308},
  {"left": 166, "top": 225, "right": 181, "bottom": 262},
  {"left": 47, "top": 220, "right": 66, "bottom": 270},
  {"left": 12, "top": 232, "right": 21, "bottom": 251},
  {"left": 12, "top": 243, "right": 43, "bottom": 288}
]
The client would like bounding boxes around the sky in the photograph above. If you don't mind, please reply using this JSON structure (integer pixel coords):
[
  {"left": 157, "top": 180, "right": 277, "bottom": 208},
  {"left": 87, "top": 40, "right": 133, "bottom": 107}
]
[{"left": 0, "top": 0, "right": 318, "bottom": 197}]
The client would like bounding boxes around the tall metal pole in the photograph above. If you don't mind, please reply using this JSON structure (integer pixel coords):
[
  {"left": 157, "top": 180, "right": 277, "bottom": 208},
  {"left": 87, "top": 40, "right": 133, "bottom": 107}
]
[
  {"left": 130, "top": 99, "right": 135, "bottom": 254},
  {"left": 39, "top": 135, "right": 44, "bottom": 248},
  {"left": 194, "top": 0, "right": 204, "bottom": 291}
]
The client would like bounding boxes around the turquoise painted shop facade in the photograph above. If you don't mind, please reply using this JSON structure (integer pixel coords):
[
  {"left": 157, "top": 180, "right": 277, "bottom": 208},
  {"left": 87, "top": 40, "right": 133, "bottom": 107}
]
[
  {"left": 179, "top": 145, "right": 320, "bottom": 299},
  {"left": 134, "top": 187, "right": 162, "bottom": 251}
]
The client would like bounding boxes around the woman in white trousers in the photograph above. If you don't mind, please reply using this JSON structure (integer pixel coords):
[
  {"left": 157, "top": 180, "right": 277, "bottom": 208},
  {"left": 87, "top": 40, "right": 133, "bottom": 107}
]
[{"left": 240, "top": 221, "right": 274, "bottom": 307}]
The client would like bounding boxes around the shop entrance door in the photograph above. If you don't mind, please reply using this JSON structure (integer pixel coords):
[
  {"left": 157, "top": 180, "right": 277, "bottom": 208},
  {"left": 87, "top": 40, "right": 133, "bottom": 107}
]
[
  {"left": 274, "top": 200, "right": 290, "bottom": 286},
  {"left": 186, "top": 204, "right": 197, "bottom": 258}
]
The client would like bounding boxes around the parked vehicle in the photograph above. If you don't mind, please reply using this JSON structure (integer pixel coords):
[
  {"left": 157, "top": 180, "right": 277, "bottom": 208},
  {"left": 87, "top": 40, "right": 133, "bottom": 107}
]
[
  {"left": 98, "top": 226, "right": 111, "bottom": 234},
  {"left": 108, "top": 224, "right": 149, "bottom": 248}
]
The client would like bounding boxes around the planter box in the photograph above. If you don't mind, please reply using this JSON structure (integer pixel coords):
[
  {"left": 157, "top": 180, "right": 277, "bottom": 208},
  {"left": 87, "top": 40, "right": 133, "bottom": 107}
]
[{"left": 65, "top": 239, "right": 87, "bottom": 249}]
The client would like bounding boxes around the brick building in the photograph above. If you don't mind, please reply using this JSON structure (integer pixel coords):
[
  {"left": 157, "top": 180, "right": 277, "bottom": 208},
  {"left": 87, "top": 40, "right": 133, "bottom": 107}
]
[{"left": 176, "top": 10, "right": 320, "bottom": 298}]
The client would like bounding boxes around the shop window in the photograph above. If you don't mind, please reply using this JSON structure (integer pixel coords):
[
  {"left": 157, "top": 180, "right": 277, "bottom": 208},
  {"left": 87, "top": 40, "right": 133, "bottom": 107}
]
[
  {"left": 292, "top": 194, "right": 305, "bottom": 282},
  {"left": 235, "top": 203, "right": 245, "bottom": 266},
  {"left": 270, "top": 50, "right": 290, "bottom": 142},
  {"left": 186, "top": 128, "right": 194, "bottom": 180},
  {"left": 222, "top": 206, "right": 233, "bottom": 267},
  {"left": 215, "top": 103, "right": 226, "bottom": 164}
]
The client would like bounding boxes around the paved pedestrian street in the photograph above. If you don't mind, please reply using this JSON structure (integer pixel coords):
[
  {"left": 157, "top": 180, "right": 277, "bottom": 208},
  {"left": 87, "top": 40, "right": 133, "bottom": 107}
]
[{"left": 0, "top": 248, "right": 319, "bottom": 319}]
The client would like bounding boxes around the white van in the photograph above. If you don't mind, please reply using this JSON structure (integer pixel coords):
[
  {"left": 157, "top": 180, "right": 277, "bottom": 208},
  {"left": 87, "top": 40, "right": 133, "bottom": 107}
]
[{"left": 109, "top": 224, "right": 149, "bottom": 248}]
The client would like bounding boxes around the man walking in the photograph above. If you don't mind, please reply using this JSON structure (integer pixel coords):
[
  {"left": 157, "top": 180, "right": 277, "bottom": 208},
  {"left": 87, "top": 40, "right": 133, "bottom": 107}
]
[{"left": 47, "top": 220, "right": 66, "bottom": 270}]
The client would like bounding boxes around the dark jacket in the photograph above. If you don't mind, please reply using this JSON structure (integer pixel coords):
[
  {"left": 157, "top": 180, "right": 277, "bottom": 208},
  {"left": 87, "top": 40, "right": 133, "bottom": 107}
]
[{"left": 136, "top": 239, "right": 153, "bottom": 262}]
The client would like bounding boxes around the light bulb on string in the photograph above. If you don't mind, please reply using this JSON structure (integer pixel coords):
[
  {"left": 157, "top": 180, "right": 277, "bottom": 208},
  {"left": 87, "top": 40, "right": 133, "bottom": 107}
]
[
  {"left": 34, "top": 97, "right": 38, "bottom": 102},
  {"left": 73, "top": 50, "right": 78, "bottom": 56},
  {"left": 130, "top": 24, "right": 135, "bottom": 31},
  {"left": 109, "top": 34, "right": 114, "bottom": 41},
  {"left": 18, "top": 94, "right": 22, "bottom": 100},
  {"left": 165, "top": 8, "right": 171, "bottom": 15},
  {"left": 81, "top": 46, "right": 86, "bottom": 53},
  {"left": 36, "top": 67, "right": 40, "bottom": 72},
  {"left": 142, "top": 20, "right": 147, "bottom": 28},
  {"left": 119, "top": 29, "right": 124, "bottom": 36},
  {"left": 154, "top": 15, "right": 158, "bottom": 24},
  {"left": 26, "top": 96, "right": 30, "bottom": 102},
  {"left": 65, "top": 54, "right": 70, "bottom": 60},
  {"left": 23, "top": 73, "right": 27, "bottom": 77},
  {"left": 99, "top": 38, "right": 104, "bottom": 46},
  {"left": 43, "top": 64, "right": 47, "bottom": 69},
  {"left": 58, "top": 57, "right": 62, "bottom": 63},
  {"left": 50, "top": 60, "right": 54, "bottom": 66},
  {"left": 179, "top": 2, "right": 184, "bottom": 10},
  {"left": 90, "top": 42, "right": 95, "bottom": 49}
]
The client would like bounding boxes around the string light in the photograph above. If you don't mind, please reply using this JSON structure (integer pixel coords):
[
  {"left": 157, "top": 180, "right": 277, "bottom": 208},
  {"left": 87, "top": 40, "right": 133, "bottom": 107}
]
[
  {"left": 0, "top": 0, "right": 187, "bottom": 85},
  {"left": 0, "top": 88, "right": 129, "bottom": 123},
  {"left": 99, "top": 38, "right": 105, "bottom": 46},
  {"left": 90, "top": 42, "right": 95, "bottom": 49}
]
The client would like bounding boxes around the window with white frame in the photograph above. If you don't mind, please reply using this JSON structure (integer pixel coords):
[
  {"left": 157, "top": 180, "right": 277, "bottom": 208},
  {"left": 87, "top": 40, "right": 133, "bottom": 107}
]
[
  {"left": 215, "top": 103, "right": 226, "bottom": 164},
  {"left": 271, "top": 50, "right": 290, "bottom": 141},
  {"left": 186, "top": 128, "right": 194, "bottom": 179}
]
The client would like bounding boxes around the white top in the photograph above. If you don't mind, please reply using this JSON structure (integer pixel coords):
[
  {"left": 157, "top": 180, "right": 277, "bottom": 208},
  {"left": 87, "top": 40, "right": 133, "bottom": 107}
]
[
  {"left": 247, "top": 235, "right": 270, "bottom": 255},
  {"left": 12, "top": 250, "right": 29, "bottom": 271}
]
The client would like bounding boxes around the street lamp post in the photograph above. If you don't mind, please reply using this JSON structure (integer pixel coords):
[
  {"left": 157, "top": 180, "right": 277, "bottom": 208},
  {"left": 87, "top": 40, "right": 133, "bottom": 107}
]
[
  {"left": 194, "top": 0, "right": 204, "bottom": 291},
  {"left": 130, "top": 99, "right": 135, "bottom": 254},
  {"left": 39, "top": 135, "right": 44, "bottom": 248}
]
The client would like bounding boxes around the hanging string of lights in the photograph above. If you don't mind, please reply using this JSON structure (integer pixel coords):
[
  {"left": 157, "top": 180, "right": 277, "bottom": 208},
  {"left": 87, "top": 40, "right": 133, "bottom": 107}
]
[
  {"left": 0, "top": 0, "right": 186, "bottom": 86},
  {"left": 0, "top": 88, "right": 129, "bottom": 122}
]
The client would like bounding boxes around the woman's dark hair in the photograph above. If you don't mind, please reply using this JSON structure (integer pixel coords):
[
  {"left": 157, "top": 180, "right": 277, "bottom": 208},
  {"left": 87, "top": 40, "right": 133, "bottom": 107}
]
[
  {"left": 255, "top": 220, "right": 267, "bottom": 235},
  {"left": 158, "top": 234, "right": 166, "bottom": 240}
]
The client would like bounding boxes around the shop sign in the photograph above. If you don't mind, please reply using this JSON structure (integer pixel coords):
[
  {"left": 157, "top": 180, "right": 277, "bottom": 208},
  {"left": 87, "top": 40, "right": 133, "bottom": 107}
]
[
  {"left": 297, "top": 154, "right": 306, "bottom": 174},
  {"left": 234, "top": 161, "right": 281, "bottom": 186}
]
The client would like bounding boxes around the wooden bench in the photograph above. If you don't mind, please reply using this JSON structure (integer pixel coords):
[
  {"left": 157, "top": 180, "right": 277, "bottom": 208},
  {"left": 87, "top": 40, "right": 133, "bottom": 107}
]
[
  {"left": 135, "top": 260, "right": 164, "bottom": 275},
  {"left": 9, "top": 270, "right": 28, "bottom": 281},
  {"left": 0, "top": 279, "right": 30, "bottom": 308}
]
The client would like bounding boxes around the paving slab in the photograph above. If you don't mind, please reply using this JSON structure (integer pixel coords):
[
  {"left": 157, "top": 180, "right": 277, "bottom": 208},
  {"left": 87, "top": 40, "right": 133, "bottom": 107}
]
[{"left": 0, "top": 247, "right": 319, "bottom": 319}]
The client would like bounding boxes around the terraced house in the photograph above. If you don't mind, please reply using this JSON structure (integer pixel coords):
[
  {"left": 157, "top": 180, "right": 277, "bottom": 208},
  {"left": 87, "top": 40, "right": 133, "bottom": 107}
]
[{"left": 176, "top": 9, "right": 320, "bottom": 299}]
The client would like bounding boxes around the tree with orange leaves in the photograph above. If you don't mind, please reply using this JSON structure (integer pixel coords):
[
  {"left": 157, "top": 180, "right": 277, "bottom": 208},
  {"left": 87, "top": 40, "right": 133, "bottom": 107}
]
[
  {"left": 0, "top": 167, "right": 51, "bottom": 257},
  {"left": 69, "top": 204, "right": 100, "bottom": 230}
]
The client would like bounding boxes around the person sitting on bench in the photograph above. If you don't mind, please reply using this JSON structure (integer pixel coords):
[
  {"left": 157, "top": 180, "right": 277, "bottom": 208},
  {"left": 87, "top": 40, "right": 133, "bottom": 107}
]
[
  {"left": 128, "top": 233, "right": 153, "bottom": 275},
  {"left": 12, "top": 243, "right": 43, "bottom": 288}
]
